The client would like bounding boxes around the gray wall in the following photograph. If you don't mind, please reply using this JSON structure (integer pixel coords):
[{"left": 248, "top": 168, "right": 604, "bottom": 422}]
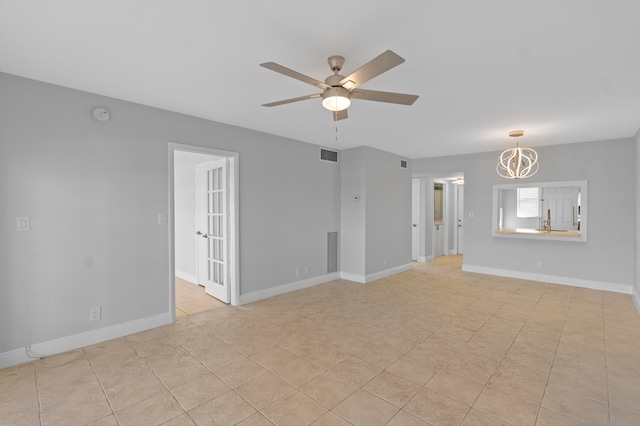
[
  {"left": 636, "top": 128, "right": 640, "bottom": 307},
  {"left": 0, "top": 73, "right": 340, "bottom": 354},
  {"left": 340, "top": 146, "right": 412, "bottom": 279},
  {"left": 413, "top": 138, "right": 636, "bottom": 288}
]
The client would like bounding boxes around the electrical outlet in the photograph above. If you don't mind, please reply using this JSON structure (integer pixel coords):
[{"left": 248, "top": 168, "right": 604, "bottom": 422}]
[
  {"left": 89, "top": 307, "right": 101, "bottom": 321},
  {"left": 304, "top": 266, "right": 310, "bottom": 275},
  {"left": 536, "top": 261, "right": 543, "bottom": 269}
]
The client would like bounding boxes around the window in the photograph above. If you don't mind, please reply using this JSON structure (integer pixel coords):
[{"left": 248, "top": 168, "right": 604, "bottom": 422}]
[{"left": 517, "top": 187, "right": 540, "bottom": 218}]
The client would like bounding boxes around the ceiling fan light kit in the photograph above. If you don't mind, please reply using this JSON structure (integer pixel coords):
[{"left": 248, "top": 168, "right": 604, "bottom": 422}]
[
  {"left": 322, "top": 87, "right": 351, "bottom": 111},
  {"left": 260, "top": 50, "right": 419, "bottom": 121},
  {"left": 496, "top": 130, "right": 539, "bottom": 179}
]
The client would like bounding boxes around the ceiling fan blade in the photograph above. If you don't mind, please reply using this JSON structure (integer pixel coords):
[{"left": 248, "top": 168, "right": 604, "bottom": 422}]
[
  {"left": 338, "top": 50, "right": 405, "bottom": 90},
  {"left": 262, "top": 93, "right": 322, "bottom": 107},
  {"left": 260, "top": 62, "right": 330, "bottom": 90},
  {"left": 333, "top": 109, "right": 348, "bottom": 121},
  {"left": 351, "top": 89, "right": 419, "bottom": 105}
]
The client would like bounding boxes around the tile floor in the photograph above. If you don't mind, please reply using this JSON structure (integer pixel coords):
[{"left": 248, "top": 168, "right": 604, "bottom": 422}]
[
  {"left": 175, "top": 277, "right": 227, "bottom": 319},
  {"left": 1, "top": 255, "right": 639, "bottom": 425}
]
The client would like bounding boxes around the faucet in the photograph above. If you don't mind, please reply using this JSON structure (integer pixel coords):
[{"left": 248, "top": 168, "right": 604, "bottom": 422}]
[{"left": 544, "top": 208, "right": 551, "bottom": 232}]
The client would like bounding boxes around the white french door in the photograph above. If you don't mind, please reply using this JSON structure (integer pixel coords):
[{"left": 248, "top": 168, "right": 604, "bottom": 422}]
[{"left": 196, "top": 159, "right": 229, "bottom": 303}]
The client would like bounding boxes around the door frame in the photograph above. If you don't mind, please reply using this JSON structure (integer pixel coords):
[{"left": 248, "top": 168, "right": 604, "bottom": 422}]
[{"left": 168, "top": 143, "right": 240, "bottom": 321}]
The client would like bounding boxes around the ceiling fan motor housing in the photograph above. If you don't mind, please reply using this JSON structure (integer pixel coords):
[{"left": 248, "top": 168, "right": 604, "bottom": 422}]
[{"left": 327, "top": 55, "right": 345, "bottom": 72}]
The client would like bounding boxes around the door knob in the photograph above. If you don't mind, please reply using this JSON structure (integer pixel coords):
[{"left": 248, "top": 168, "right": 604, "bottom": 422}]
[
  {"left": 412, "top": 224, "right": 417, "bottom": 227},
  {"left": 196, "top": 231, "right": 202, "bottom": 235}
]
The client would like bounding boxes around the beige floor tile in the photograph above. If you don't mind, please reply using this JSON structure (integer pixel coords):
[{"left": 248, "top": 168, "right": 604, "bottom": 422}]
[
  {"left": 299, "top": 371, "right": 359, "bottom": 408},
  {"left": 170, "top": 373, "right": 230, "bottom": 411},
  {"left": 473, "top": 387, "right": 538, "bottom": 425},
  {"left": 425, "top": 369, "right": 484, "bottom": 406},
  {"left": 261, "top": 391, "right": 328, "bottom": 426},
  {"left": 236, "top": 412, "right": 275, "bottom": 425},
  {"left": 192, "top": 342, "right": 245, "bottom": 371},
  {"left": 235, "top": 372, "right": 295, "bottom": 410},
  {"left": 609, "top": 381, "right": 640, "bottom": 414},
  {"left": 188, "top": 390, "right": 256, "bottom": 425},
  {"left": 404, "top": 387, "right": 470, "bottom": 426},
  {"left": 535, "top": 408, "right": 590, "bottom": 426},
  {"left": 4, "top": 255, "right": 639, "bottom": 425},
  {"left": 405, "top": 343, "right": 457, "bottom": 367},
  {"left": 444, "top": 354, "right": 496, "bottom": 385},
  {"left": 542, "top": 385, "right": 609, "bottom": 426},
  {"left": 487, "top": 369, "right": 546, "bottom": 404},
  {"left": 86, "top": 414, "right": 119, "bottom": 426},
  {"left": 214, "top": 357, "right": 267, "bottom": 388},
  {"left": 272, "top": 357, "right": 325, "bottom": 387},
  {"left": 375, "top": 334, "right": 417, "bottom": 355},
  {"left": 114, "top": 391, "right": 183, "bottom": 426},
  {"left": 298, "top": 342, "right": 351, "bottom": 370},
  {"left": 386, "top": 355, "right": 438, "bottom": 385},
  {"left": 39, "top": 373, "right": 104, "bottom": 412},
  {"left": 333, "top": 389, "right": 399, "bottom": 426},
  {"left": 330, "top": 357, "right": 382, "bottom": 386},
  {"left": 611, "top": 405, "right": 640, "bottom": 426},
  {"left": 386, "top": 410, "right": 430, "bottom": 425},
  {"left": 461, "top": 409, "right": 511, "bottom": 426},
  {"left": 547, "top": 360, "right": 608, "bottom": 402},
  {"left": 500, "top": 343, "right": 555, "bottom": 382},
  {"left": 363, "top": 370, "right": 421, "bottom": 407},
  {"left": 353, "top": 343, "right": 400, "bottom": 369},
  {"left": 311, "top": 411, "right": 353, "bottom": 426},
  {"left": 0, "top": 394, "right": 40, "bottom": 426},
  {"left": 155, "top": 356, "right": 209, "bottom": 389},
  {"left": 104, "top": 369, "right": 166, "bottom": 411},
  {"left": 41, "top": 391, "right": 112, "bottom": 426}
]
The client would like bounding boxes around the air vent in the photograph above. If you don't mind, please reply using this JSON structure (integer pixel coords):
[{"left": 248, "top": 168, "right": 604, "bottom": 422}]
[
  {"left": 321, "top": 149, "right": 338, "bottom": 163},
  {"left": 327, "top": 232, "right": 338, "bottom": 273},
  {"left": 400, "top": 160, "right": 408, "bottom": 169}
]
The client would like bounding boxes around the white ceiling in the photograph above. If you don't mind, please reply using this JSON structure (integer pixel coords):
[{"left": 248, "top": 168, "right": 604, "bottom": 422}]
[{"left": 2, "top": 1, "right": 639, "bottom": 159}]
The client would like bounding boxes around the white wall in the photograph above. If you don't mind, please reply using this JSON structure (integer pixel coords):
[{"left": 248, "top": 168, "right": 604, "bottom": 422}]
[
  {"left": 0, "top": 72, "right": 340, "bottom": 363},
  {"left": 414, "top": 138, "right": 636, "bottom": 293}
]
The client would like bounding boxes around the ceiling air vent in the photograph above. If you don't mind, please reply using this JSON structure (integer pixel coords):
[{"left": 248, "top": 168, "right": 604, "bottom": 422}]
[
  {"left": 320, "top": 149, "right": 338, "bottom": 163},
  {"left": 400, "top": 160, "right": 408, "bottom": 168}
]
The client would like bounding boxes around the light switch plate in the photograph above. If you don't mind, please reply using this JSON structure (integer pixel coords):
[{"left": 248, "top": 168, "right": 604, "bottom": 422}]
[
  {"left": 158, "top": 214, "right": 167, "bottom": 226},
  {"left": 17, "top": 217, "right": 30, "bottom": 231}
]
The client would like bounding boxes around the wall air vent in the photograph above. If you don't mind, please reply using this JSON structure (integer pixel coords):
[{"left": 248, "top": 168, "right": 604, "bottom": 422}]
[
  {"left": 400, "top": 160, "right": 408, "bottom": 169},
  {"left": 320, "top": 149, "right": 338, "bottom": 163},
  {"left": 327, "top": 232, "right": 338, "bottom": 273}
]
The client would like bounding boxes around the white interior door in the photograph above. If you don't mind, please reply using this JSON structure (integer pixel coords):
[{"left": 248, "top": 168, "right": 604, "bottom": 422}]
[
  {"left": 196, "top": 159, "right": 229, "bottom": 303},
  {"left": 411, "top": 178, "right": 420, "bottom": 261},
  {"left": 457, "top": 185, "right": 464, "bottom": 254}
]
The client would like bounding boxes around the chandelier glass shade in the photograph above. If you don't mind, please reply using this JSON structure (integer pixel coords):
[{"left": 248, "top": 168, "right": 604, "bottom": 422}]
[
  {"left": 496, "top": 130, "right": 539, "bottom": 179},
  {"left": 322, "top": 87, "right": 351, "bottom": 111}
]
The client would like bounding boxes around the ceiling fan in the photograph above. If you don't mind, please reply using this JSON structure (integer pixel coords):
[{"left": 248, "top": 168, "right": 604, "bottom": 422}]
[{"left": 260, "top": 50, "right": 419, "bottom": 121}]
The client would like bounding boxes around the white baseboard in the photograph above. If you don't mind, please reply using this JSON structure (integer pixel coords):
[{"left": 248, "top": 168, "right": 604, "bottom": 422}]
[
  {"left": 417, "top": 256, "right": 428, "bottom": 263},
  {"left": 340, "top": 263, "right": 413, "bottom": 284},
  {"left": 239, "top": 272, "right": 341, "bottom": 305},
  {"left": 0, "top": 312, "right": 172, "bottom": 370},
  {"left": 633, "top": 285, "right": 640, "bottom": 313},
  {"left": 175, "top": 270, "right": 198, "bottom": 284},
  {"left": 462, "top": 264, "right": 633, "bottom": 294}
]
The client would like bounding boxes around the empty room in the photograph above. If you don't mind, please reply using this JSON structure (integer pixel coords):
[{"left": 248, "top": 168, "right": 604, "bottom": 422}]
[{"left": 1, "top": 2, "right": 639, "bottom": 425}]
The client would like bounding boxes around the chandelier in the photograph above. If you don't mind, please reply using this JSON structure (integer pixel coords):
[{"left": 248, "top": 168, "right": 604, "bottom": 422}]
[{"left": 496, "top": 130, "right": 539, "bottom": 179}]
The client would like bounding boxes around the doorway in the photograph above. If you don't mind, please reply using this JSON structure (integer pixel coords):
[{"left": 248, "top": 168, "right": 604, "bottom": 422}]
[{"left": 169, "top": 143, "right": 239, "bottom": 322}]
